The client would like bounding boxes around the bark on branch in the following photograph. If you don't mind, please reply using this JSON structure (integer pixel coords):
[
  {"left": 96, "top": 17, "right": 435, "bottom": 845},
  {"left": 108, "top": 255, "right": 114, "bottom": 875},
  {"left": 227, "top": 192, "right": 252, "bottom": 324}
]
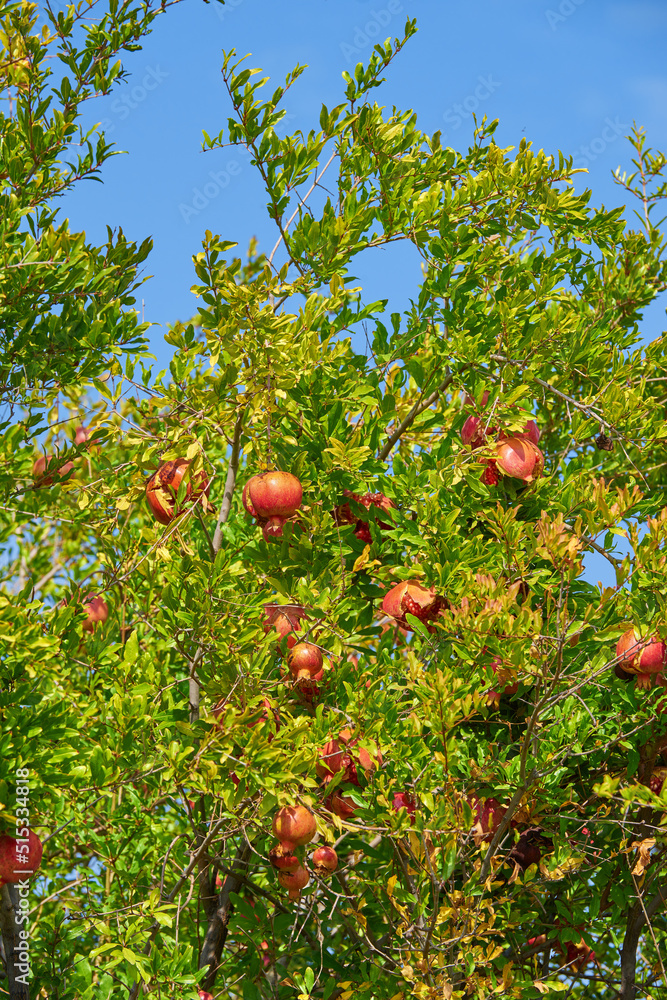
[{"left": 378, "top": 374, "right": 453, "bottom": 461}]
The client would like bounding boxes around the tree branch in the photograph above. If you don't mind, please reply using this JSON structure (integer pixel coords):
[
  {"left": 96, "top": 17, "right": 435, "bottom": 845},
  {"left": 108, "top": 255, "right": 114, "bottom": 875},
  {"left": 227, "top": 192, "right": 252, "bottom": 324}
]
[{"left": 378, "top": 373, "right": 453, "bottom": 461}]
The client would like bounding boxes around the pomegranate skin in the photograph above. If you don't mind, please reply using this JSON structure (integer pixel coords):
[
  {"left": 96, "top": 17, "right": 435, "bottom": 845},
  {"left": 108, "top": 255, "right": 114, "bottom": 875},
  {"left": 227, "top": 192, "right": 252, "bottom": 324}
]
[
  {"left": 316, "top": 739, "right": 347, "bottom": 780},
  {"left": 33, "top": 454, "right": 74, "bottom": 486},
  {"left": 461, "top": 415, "right": 489, "bottom": 448},
  {"left": 522, "top": 420, "right": 541, "bottom": 445},
  {"left": 263, "top": 604, "right": 307, "bottom": 650},
  {"left": 145, "top": 459, "right": 209, "bottom": 525},
  {"left": 269, "top": 843, "right": 300, "bottom": 872},
  {"left": 272, "top": 805, "right": 317, "bottom": 851},
  {"left": 0, "top": 831, "right": 43, "bottom": 884},
  {"left": 392, "top": 792, "right": 417, "bottom": 823},
  {"left": 334, "top": 490, "right": 396, "bottom": 541},
  {"left": 80, "top": 594, "right": 109, "bottom": 634},
  {"left": 287, "top": 642, "right": 324, "bottom": 681},
  {"left": 277, "top": 863, "right": 310, "bottom": 901},
  {"left": 262, "top": 515, "right": 287, "bottom": 542},
  {"left": 616, "top": 629, "right": 667, "bottom": 677},
  {"left": 494, "top": 437, "right": 544, "bottom": 482},
  {"left": 381, "top": 579, "right": 447, "bottom": 631},
  {"left": 247, "top": 471, "right": 302, "bottom": 519},
  {"left": 242, "top": 477, "right": 258, "bottom": 517},
  {"left": 311, "top": 846, "right": 338, "bottom": 877},
  {"left": 326, "top": 790, "right": 358, "bottom": 820}
]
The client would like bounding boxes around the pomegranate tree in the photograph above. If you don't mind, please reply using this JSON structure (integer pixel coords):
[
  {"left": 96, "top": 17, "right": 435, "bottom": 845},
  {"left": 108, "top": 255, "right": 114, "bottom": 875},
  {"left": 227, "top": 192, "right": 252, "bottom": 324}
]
[
  {"left": 0, "top": 830, "right": 43, "bottom": 884},
  {"left": 381, "top": 579, "right": 447, "bottom": 631},
  {"left": 145, "top": 459, "right": 209, "bottom": 525},
  {"left": 272, "top": 804, "right": 317, "bottom": 851}
]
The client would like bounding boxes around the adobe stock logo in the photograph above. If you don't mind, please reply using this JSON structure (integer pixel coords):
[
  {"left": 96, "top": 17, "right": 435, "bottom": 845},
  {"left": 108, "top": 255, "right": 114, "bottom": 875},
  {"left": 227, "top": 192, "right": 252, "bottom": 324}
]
[
  {"left": 572, "top": 118, "right": 628, "bottom": 170},
  {"left": 545, "top": 0, "right": 587, "bottom": 31},
  {"left": 442, "top": 76, "right": 501, "bottom": 137}
]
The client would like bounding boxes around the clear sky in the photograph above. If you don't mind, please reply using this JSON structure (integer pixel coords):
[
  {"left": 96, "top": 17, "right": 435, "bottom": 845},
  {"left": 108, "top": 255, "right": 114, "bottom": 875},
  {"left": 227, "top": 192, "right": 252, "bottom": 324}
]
[{"left": 59, "top": 0, "right": 667, "bottom": 370}]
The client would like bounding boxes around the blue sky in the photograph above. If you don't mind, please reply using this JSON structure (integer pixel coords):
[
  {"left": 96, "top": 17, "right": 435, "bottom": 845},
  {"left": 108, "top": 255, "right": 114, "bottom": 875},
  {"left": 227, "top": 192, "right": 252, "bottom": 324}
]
[{"left": 60, "top": 0, "right": 667, "bottom": 371}]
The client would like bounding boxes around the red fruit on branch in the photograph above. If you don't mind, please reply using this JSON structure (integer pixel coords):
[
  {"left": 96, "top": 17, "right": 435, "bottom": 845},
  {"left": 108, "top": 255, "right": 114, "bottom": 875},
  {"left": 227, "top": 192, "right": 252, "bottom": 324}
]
[
  {"left": 461, "top": 414, "right": 491, "bottom": 448},
  {"left": 0, "top": 831, "right": 43, "bottom": 884},
  {"left": 494, "top": 437, "right": 544, "bottom": 482},
  {"left": 325, "top": 790, "right": 358, "bottom": 820},
  {"left": 392, "top": 792, "right": 417, "bottom": 824},
  {"left": 272, "top": 805, "right": 317, "bottom": 851},
  {"left": 521, "top": 419, "right": 540, "bottom": 446},
  {"left": 246, "top": 471, "right": 302, "bottom": 519},
  {"left": 564, "top": 939, "right": 596, "bottom": 971},
  {"left": 333, "top": 490, "right": 396, "bottom": 543},
  {"left": 311, "top": 846, "right": 338, "bottom": 877},
  {"left": 80, "top": 594, "right": 109, "bottom": 634},
  {"left": 277, "top": 863, "right": 310, "bottom": 901},
  {"left": 616, "top": 628, "right": 667, "bottom": 682},
  {"left": 33, "top": 454, "right": 74, "bottom": 486},
  {"left": 481, "top": 461, "right": 499, "bottom": 487},
  {"left": 269, "top": 843, "right": 300, "bottom": 871},
  {"left": 381, "top": 579, "right": 448, "bottom": 631},
  {"left": 198, "top": 991, "right": 214, "bottom": 1000},
  {"left": 316, "top": 739, "right": 348, "bottom": 781},
  {"left": 468, "top": 795, "right": 506, "bottom": 846},
  {"left": 263, "top": 603, "right": 307, "bottom": 650},
  {"left": 650, "top": 768, "right": 667, "bottom": 794},
  {"left": 287, "top": 642, "right": 324, "bottom": 681},
  {"left": 316, "top": 731, "right": 381, "bottom": 786},
  {"left": 145, "top": 459, "right": 209, "bottom": 525}
]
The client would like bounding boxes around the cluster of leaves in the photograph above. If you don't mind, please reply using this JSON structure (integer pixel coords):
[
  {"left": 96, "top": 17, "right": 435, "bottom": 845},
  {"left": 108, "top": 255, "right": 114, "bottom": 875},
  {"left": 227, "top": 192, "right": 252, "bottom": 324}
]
[{"left": 3, "top": 8, "right": 667, "bottom": 1000}]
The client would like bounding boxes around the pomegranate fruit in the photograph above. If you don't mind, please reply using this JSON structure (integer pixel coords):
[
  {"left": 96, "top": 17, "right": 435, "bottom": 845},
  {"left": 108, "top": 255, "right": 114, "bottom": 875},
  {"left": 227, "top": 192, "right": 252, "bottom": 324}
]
[
  {"left": 650, "top": 768, "right": 667, "bottom": 794},
  {"left": 269, "top": 843, "right": 300, "bottom": 872},
  {"left": 33, "top": 454, "right": 74, "bottom": 486},
  {"left": 0, "top": 831, "right": 43, "bottom": 884},
  {"left": 521, "top": 419, "right": 540, "bottom": 446},
  {"left": 494, "top": 437, "right": 544, "bottom": 482},
  {"left": 262, "top": 515, "right": 288, "bottom": 541},
  {"left": 80, "top": 594, "right": 109, "bottom": 634},
  {"left": 263, "top": 603, "right": 307, "bottom": 651},
  {"left": 198, "top": 991, "right": 214, "bottom": 1000},
  {"left": 381, "top": 579, "right": 447, "bottom": 631},
  {"left": 145, "top": 459, "right": 209, "bottom": 525},
  {"left": 272, "top": 805, "right": 317, "bottom": 851},
  {"left": 311, "top": 846, "right": 338, "bottom": 877},
  {"left": 246, "top": 471, "right": 302, "bottom": 519},
  {"left": 563, "top": 939, "right": 595, "bottom": 972},
  {"left": 616, "top": 628, "right": 667, "bottom": 680},
  {"left": 461, "top": 414, "right": 491, "bottom": 448},
  {"left": 468, "top": 795, "right": 506, "bottom": 845},
  {"left": 287, "top": 642, "right": 324, "bottom": 681},
  {"left": 392, "top": 792, "right": 417, "bottom": 819},
  {"left": 277, "top": 863, "right": 310, "bottom": 901},
  {"left": 333, "top": 490, "right": 396, "bottom": 543},
  {"left": 325, "top": 790, "right": 358, "bottom": 820},
  {"left": 316, "top": 730, "right": 381, "bottom": 786}
]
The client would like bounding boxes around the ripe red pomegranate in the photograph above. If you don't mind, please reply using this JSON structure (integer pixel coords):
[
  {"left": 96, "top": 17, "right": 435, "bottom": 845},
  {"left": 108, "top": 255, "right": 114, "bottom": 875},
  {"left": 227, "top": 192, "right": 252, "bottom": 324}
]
[
  {"left": 381, "top": 579, "right": 447, "bottom": 631},
  {"left": 145, "top": 459, "right": 209, "bottom": 525},
  {"left": 287, "top": 642, "right": 324, "bottom": 681},
  {"left": 263, "top": 603, "right": 307, "bottom": 650},
  {"left": 33, "top": 454, "right": 74, "bottom": 486},
  {"left": 0, "top": 831, "right": 43, "bottom": 884},
  {"left": 311, "top": 846, "right": 338, "bottom": 877},
  {"left": 80, "top": 594, "right": 109, "bottom": 634},
  {"left": 333, "top": 490, "right": 396, "bottom": 543},
  {"left": 564, "top": 939, "right": 595, "bottom": 971},
  {"left": 198, "top": 991, "right": 214, "bottom": 1000},
  {"left": 316, "top": 731, "right": 381, "bottom": 785},
  {"left": 468, "top": 795, "right": 506, "bottom": 845},
  {"left": 272, "top": 805, "right": 317, "bottom": 851},
  {"left": 521, "top": 420, "right": 540, "bottom": 446},
  {"left": 494, "top": 437, "right": 544, "bottom": 482},
  {"left": 461, "top": 414, "right": 492, "bottom": 449},
  {"left": 325, "top": 790, "right": 358, "bottom": 820},
  {"left": 269, "top": 843, "right": 299, "bottom": 871},
  {"left": 262, "top": 515, "right": 288, "bottom": 542},
  {"left": 392, "top": 791, "right": 417, "bottom": 814},
  {"left": 616, "top": 628, "right": 667, "bottom": 680},
  {"left": 277, "top": 863, "right": 310, "bottom": 901},
  {"left": 245, "top": 471, "right": 302, "bottom": 519}
]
